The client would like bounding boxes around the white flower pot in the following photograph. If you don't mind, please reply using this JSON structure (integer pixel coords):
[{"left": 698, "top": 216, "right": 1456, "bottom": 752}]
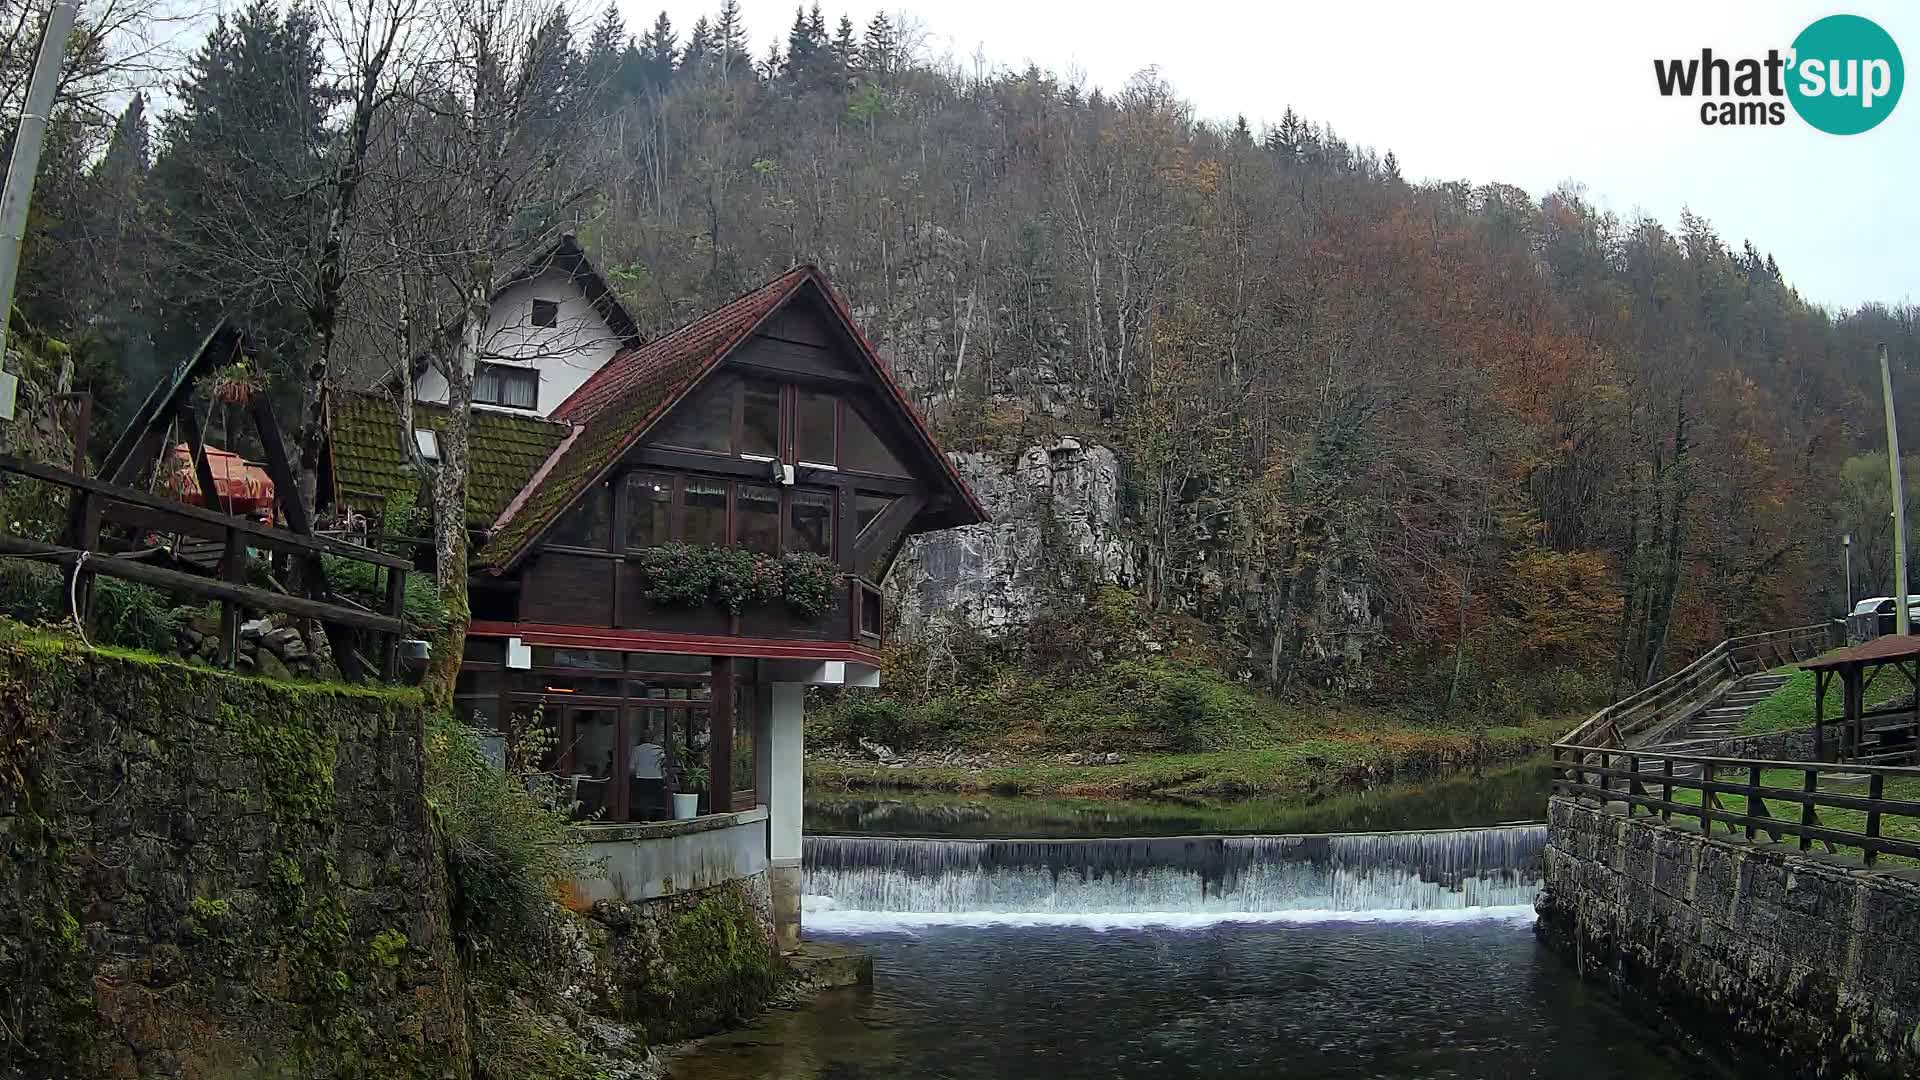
[{"left": 672, "top": 792, "right": 700, "bottom": 820}]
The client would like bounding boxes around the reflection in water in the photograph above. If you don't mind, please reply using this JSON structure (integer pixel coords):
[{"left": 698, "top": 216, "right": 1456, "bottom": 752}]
[
  {"left": 668, "top": 919, "right": 1732, "bottom": 1080},
  {"left": 806, "top": 759, "right": 1552, "bottom": 839}
]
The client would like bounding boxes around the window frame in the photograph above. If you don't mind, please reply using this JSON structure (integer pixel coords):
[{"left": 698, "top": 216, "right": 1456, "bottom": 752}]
[
  {"left": 530, "top": 298, "right": 560, "bottom": 328},
  {"left": 473, "top": 361, "right": 540, "bottom": 411}
]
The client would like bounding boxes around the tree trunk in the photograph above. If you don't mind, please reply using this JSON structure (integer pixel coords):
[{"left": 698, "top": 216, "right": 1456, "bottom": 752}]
[{"left": 420, "top": 263, "right": 489, "bottom": 711}]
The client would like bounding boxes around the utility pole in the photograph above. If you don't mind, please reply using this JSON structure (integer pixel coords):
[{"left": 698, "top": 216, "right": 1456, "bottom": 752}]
[
  {"left": 1881, "top": 343, "right": 1911, "bottom": 635},
  {"left": 0, "top": 0, "right": 81, "bottom": 366}
]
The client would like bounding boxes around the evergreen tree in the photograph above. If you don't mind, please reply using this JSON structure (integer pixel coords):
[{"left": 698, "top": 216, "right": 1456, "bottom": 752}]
[
  {"left": 640, "top": 11, "right": 678, "bottom": 90},
  {"left": 583, "top": 1, "right": 626, "bottom": 107},
  {"left": 520, "top": 10, "right": 584, "bottom": 133},
  {"left": 1383, "top": 150, "right": 1403, "bottom": 183},
  {"left": 683, "top": 16, "right": 714, "bottom": 74},
  {"left": 784, "top": 7, "right": 816, "bottom": 80},
  {"left": 861, "top": 11, "right": 895, "bottom": 77},
  {"left": 715, "top": 0, "right": 751, "bottom": 77},
  {"left": 833, "top": 14, "right": 856, "bottom": 74},
  {"left": 150, "top": 0, "right": 330, "bottom": 373},
  {"left": 1231, "top": 113, "right": 1252, "bottom": 148}
]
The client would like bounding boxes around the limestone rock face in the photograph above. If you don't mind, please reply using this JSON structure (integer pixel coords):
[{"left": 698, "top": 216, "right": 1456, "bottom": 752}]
[{"left": 893, "top": 439, "right": 1133, "bottom": 634}]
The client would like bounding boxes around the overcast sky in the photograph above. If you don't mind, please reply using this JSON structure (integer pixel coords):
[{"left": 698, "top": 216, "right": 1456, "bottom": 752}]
[{"left": 624, "top": 0, "right": 1919, "bottom": 311}]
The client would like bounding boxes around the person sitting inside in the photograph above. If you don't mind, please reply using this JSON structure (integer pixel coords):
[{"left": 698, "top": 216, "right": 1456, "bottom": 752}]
[{"left": 629, "top": 737, "right": 667, "bottom": 821}]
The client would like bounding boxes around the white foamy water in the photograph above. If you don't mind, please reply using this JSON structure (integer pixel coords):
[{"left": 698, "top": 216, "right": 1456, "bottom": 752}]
[
  {"left": 803, "top": 826, "right": 1546, "bottom": 919},
  {"left": 802, "top": 894, "right": 1539, "bottom": 933}
]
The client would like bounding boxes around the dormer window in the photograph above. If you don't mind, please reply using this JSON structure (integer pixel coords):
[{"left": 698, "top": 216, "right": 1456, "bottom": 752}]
[
  {"left": 474, "top": 362, "right": 539, "bottom": 410},
  {"left": 530, "top": 298, "right": 559, "bottom": 328}
]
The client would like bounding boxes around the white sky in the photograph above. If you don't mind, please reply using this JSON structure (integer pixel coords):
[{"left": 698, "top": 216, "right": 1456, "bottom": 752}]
[{"left": 624, "top": 0, "right": 1920, "bottom": 311}]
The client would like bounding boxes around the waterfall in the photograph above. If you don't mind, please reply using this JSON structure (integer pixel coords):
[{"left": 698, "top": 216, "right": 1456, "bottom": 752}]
[{"left": 803, "top": 825, "right": 1545, "bottom": 929}]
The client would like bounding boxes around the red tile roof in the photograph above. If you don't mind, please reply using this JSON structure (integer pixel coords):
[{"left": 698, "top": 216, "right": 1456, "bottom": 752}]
[{"left": 479, "top": 264, "right": 987, "bottom": 572}]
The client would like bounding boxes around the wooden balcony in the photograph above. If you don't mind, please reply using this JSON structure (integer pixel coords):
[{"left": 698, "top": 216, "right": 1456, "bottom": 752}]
[{"left": 514, "top": 549, "right": 884, "bottom": 659}]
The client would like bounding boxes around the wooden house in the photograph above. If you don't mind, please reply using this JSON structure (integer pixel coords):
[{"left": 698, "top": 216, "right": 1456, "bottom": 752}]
[{"left": 324, "top": 243, "right": 986, "bottom": 947}]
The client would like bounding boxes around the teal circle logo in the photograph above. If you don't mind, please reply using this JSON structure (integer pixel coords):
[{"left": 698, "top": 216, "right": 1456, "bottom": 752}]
[{"left": 1788, "top": 14, "right": 1903, "bottom": 134}]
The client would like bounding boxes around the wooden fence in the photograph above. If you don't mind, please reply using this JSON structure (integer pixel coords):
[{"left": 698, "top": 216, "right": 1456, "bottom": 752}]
[
  {"left": 0, "top": 453, "right": 411, "bottom": 679},
  {"left": 1551, "top": 744, "right": 1920, "bottom": 867},
  {"left": 1559, "top": 624, "right": 1837, "bottom": 750}
]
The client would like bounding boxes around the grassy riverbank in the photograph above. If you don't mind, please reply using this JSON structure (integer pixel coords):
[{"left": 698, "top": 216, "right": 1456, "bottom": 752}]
[
  {"left": 807, "top": 696, "right": 1567, "bottom": 798},
  {"left": 1743, "top": 664, "right": 1910, "bottom": 734}
]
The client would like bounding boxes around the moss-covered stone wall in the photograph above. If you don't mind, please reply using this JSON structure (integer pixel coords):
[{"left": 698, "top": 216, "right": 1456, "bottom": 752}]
[
  {"left": 0, "top": 626, "right": 469, "bottom": 1078},
  {"left": 593, "top": 873, "right": 780, "bottom": 1044}
]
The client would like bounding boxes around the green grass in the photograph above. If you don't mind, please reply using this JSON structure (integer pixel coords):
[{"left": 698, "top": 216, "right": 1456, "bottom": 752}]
[
  {"left": 807, "top": 718, "right": 1561, "bottom": 798},
  {"left": 1661, "top": 767, "right": 1920, "bottom": 867},
  {"left": 1741, "top": 664, "right": 1912, "bottom": 734}
]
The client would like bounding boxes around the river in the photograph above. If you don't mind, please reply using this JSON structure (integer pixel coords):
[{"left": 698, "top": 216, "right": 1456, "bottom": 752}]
[{"left": 668, "top": 761, "right": 1733, "bottom": 1079}]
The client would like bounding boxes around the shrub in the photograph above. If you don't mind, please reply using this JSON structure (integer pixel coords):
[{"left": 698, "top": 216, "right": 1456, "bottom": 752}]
[
  {"left": 632, "top": 543, "right": 840, "bottom": 617},
  {"left": 838, "top": 694, "right": 931, "bottom": 749},
  {"left": 0, "top": 561, "right": 177, "bottom": 653},
  {"left": 89, "top": 579, "right": 179, "bottom": 653},
  {"left": 1152, "top": 674, "right": 1212, "bottom": 752},
  {"left": 425, "top": 707, "right": 598, "bottom": 953}
]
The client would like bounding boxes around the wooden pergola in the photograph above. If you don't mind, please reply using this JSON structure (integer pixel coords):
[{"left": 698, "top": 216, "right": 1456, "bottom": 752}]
[{"left": 1802, "top": 635, "right": 1920, "bottom": 763}]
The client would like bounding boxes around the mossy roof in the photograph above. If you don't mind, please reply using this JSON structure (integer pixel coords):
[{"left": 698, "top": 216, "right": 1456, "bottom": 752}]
[{"left": 327, "top": 391, "right": 570, "bottom": 527}]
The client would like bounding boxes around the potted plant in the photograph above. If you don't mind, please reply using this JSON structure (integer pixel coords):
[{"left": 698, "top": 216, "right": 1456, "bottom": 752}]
[{"left": 672, "top": 765, "right": 709, "bottom": 820}]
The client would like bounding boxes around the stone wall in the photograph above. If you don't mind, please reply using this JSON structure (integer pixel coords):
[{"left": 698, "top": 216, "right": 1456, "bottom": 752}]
[
  {"left": 0, "top": 627, "right": 468, "bottom": 1079},
  {"left": 588, "top": 874, "right": 779, "bottom": 1044},
  {"left": 1538, "top": 797, "right": 1920, "bottom": 1079}
]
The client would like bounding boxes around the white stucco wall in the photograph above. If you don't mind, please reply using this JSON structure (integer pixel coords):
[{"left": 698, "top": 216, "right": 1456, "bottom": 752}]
[
  {"left": 413, "top": 267, "right": 623, "bottom": 417},
  {"left": 577, "top": 806, "right": 770, "bottom": 904}
]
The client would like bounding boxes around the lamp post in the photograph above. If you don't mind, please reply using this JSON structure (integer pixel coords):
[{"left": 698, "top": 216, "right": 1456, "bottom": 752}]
[
  {"left": 1881, "top": 343, "right": 1910, "bottom": 636},
  {"left": 1844, "top": 532, "right": 1853, "bottom": 617}
]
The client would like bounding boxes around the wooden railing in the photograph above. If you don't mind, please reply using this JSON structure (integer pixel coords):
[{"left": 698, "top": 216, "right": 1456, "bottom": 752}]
[
  {"left": 0, "top": 454, "right": 412, "bottom": 679},
  {"left": 1552, "top": 744, "right": 1920, "bottom": 867},
  {"left": 1560, "top": 624, "right": 1836, "bottom": 750}
]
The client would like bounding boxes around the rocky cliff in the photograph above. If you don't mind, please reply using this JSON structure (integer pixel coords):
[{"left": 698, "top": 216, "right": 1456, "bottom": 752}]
[{"left": 892, "top": 438, "right": 1133, "bottom": 635}]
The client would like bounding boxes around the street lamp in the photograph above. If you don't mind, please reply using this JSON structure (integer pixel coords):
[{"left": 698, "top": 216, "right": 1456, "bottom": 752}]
[{"left": 1844, "top": 533, "right": 1853, "bottom": 618}]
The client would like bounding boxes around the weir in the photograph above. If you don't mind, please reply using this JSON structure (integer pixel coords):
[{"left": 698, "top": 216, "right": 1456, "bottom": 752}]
[{"left": 804, "top": 824, "right": 1545, "bottom": 916}]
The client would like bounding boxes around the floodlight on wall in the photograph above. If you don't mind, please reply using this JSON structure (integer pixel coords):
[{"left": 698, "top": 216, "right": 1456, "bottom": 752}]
[{"left": 414, "top": 428, "right": 440, "bottom": 462}]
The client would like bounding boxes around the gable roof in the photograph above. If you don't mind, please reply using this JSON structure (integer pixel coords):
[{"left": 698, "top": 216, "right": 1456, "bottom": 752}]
[
  {"left": 477, "top": 264, "right": 988, "bottom": 572},
  {"left": 382, "top": 233, "right": 642, "bottom": 391},
  {"left": 507, "top": 233, "right": 642, "bottom": 347},
  {"left": 328, "top": 391, "right": 571, "bottom": 527}
]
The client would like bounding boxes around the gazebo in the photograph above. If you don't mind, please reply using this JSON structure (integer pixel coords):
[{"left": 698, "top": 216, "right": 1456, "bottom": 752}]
[{"left": 1801, "top": 635, "right": 1920, "bottom": 763}]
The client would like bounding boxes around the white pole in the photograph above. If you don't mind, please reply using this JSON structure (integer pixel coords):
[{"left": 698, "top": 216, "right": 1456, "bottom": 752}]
[
  {"left": 1881, "top": 343, "right": 1910, "bottom": 636},
  {"left": 0, "top": 0, "right": 81, "bottom": 365},
  {"left": 1844, "top": 533, "right": 1853, "bottom": 616}
]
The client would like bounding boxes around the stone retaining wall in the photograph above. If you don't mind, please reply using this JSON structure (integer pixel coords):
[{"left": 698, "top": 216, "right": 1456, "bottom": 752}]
[
  {"left": 1538, "top": 797, "right": 1920, "bottom": 1078},
  {"left": 0, "top": 627, "right": 466, "bottom": 1078}
]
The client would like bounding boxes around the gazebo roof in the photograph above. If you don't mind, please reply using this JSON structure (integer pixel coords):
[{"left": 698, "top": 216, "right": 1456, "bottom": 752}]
[{"left": 1802, "top": 634, "right": 1920, "bottom": 672}]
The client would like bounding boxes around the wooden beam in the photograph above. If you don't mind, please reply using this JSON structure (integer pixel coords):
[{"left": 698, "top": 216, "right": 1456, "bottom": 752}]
[
  {"left": 176, "top": 403, "right": 224, "bottom": 514},
  {"left": 853, "top": 493, "right": 925, "bottom": 578},
  {"left": 0, "top": 535, "right": 405, "bottom": 635},
  {"left": 709, "top": 655, "right": 734, "bottom": 814},
  {"left": 1, "top": 455, "right": 409, "bottom": 569}
]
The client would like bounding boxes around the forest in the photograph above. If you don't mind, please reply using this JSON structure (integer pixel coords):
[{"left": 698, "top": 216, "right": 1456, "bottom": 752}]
[{"left": 5, "top": 0, "right": 1920, "bottom": 722}]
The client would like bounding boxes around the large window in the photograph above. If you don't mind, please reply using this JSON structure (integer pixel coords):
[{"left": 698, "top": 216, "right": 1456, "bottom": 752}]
[
  {"left": 735, "top": 484, "right": 781, "bottom": 553},
  {"left": 790, "top": 489, "right": 834, "bottom": 555},
  {"left": 684, "top": 480, "right": 728, "bottom": 546},
  {"left": 796, "top": 389, "right": 837, "bottom": 465},
  {"left": 654, "top": 375, "right": 735, "bottom": 453},
  {"left": 548, "top": 480, "right": 611, "bottom": 548},
  {"left": 474, "top": 362, "right": 539, "bottom": 410},
  {"left": 623, "top": 472, "right": 673, "bottom": 549},
  {"left": 842, "top": 404, "right": 909, "bottom": 476},
  {"left": 742, "top": 380, "right": 781, "bottom": 457}
]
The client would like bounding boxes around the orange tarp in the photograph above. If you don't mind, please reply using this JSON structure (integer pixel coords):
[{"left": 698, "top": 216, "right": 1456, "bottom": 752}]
[{"left": 166, "top": 443, "right": 276, "bottom": 514}]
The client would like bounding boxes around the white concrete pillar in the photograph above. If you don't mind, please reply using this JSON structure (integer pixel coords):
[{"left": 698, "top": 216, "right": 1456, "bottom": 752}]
[{"left": 767, "top": 681, "right": 805, "bottom": 952}]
